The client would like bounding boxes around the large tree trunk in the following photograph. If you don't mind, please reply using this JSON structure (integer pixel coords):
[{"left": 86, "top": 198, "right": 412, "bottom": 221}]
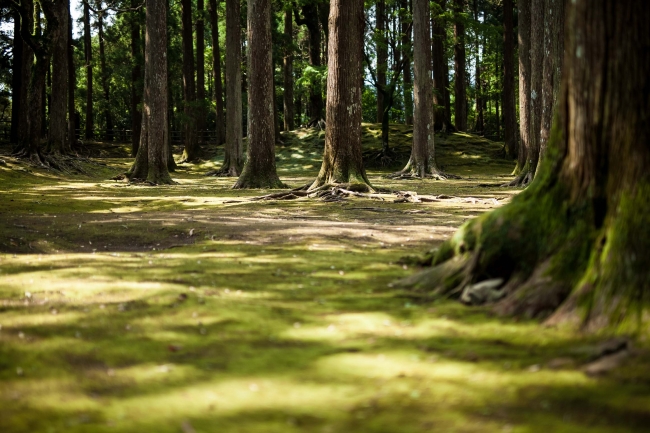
[
  {"left": 392, "top": 0, "right": 443, "bottom": 179},
  {"left": 502, "top": 0, "right": 516, "bottom": 157},
  {"left": 128, "top": 0, "right": 172, "bottom": 184},
  {"left": 283, "top": 10, "right": 294, "bottom": 131},
  {"left": 472, "top": 0, "right": 483, "bottom": 134},
  {"left": 131, "top": 3, "right": 143, "bottom": 156},
  {"left": 196, "top": 0, "right": 206, "bottom": 142},
  {"left": 431, "top": 0, "right": 448, "bottom": 131},
  {"left": 17, "top": 0, "right": 33, "bottom": 146},
  {"left": 83, "top": 0, "right": 93, "bottom": 140},
  {"left": 527, "top": 0, "right": 544, "bottom": 175},
  {"left": 233, "top": 0, "right": 284, "bottom": 189},
  {"left": 98, "top": 12, "right": 113, "bottom": 142},
  {"left": 310, "top": 0, "right": 370, "bottom": 190},
  {"left": 207, "top": 0, "right": 225, "bottom": 145},
  {"left": 400, "top": 0, "right": 650, "bottom": 328},
  {"left": 211, "top": 0, "right": 244, "bottom": 176},
  {"left": 67, "top": 9, "right": 76, "bottom": 148},
  {"left": 11, "top": 12, "right": 24, "bottom": 144},
  {"left": 180, "top": 0, "right": 199, "bottom": 161},
  {"left": 538, "top": 0, "right": 564, "bottom": 166},
  {"left": 375, "top": 0, "right": 386, "bottom": 124},
  {"left": 400, "top": 0, "right": 413, "bottom": 126},
  {"left": 47, "top": 0, "right": 69, "bottom": 154},
  {"left": 453, "top": 0, "right": 467, "bottom": 131},
  {"left": 513, "top": 0, "right": 531, "bottom": 178}
]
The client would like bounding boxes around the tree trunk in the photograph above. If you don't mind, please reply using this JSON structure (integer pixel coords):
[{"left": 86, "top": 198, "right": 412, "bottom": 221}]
[
  {"left": 401, "top": 0, "right": 650, "bottom": 328},
  {"left": 233, "top": 0, "right": 284, "bottom": 189},
  {"left": 11, "top": 12, "right": 23, "bottom": 144},
  {"left": 393, "top": 0, "right": 443, "bottom": 179},
  {"left": 17, "top": 0, "right": 33, "bottom": 146},
  {"left": 67, "top": 9, "right": 76, "bottom": 147},
  {"left": 310, "top": 0, "right": 370, "bottom": 190},
  {"left": 432, "top": 0, "right": 448, "bottom": 131},
  {"left": 47, "top": 0, "right": 69, "bottom": 153},
  {"left": 127, "top": 0, "right": 172, "bottom": 184},
  {"left": 376, "top": 0, "right": 386, "bottom": 124},
  {"left": 98, "top": 12, "right": 113, "bottom": 142},
  {"left": 283, "top": 9, "right": 294, "bottom": 131},
  {"left": 401, "top": 0, "right": 413, "bottom": 126},
  {"left": 295, "top": 3, "right": 324, "bottom": 124},
  {"left": 502, "top": 0, "right": 516, "bottom": 157},
  {"left": 83, "top": 0, "right": 93, "bottom": 140},
  {"left": 180, "top": 0, "right": 199, "bottom": 161},
  {"left": 538, "top": 0, "right": 564, "bottom": 166},
  {"left": 453, "top": 0, "right": 467, "bottom": 131},
  {"left": 527, "top": 0, "right": 544, "bottom": 175},
  {"left": 513, "top": 0, "right": 531, "bottom": 178},
  {"left": 212, "top": 0, "right": 244, "bottom": 176},
  {"left": 208, "top": 0, "right": 225, "bottom": 145},
  {"left": 131, "top": 3, "right": 143, "bottom": 156},
  {"left": 196, "top": 0, "right": 206, "bottom": 141}
]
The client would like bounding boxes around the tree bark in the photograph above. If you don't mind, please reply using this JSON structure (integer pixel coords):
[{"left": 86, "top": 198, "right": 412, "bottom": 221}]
[
  {"left": 196, "top": 0, "right": 206, "bottom": 141},
  {"left": 128, "top": 0, "right": 172, "bottom": 184},
  {"left": 180, "top": 0, "right": 199, "bottom": 161},
  {"left": 11, "top": 12, "right": 24, "bottom": 144},
  {"left": 514, "top": 0, "right": 531, "bottom": 178},
  {"left": 283, "top": 9, "right": 294, "bottom": 131},
  {"left": 502, "top": 0, "right": 516, "bottom": 157},
  {"left": 67, "top": 9, "right": 76, "bottom": 147},
  {"left": 97, "top": 11, "right": 113, "bottom": 142},
  {"left": 393, "top": 0, "right": 443, "bottom": 179},
  {"left": 453, "top": 0, "right": 467, "bottom": 131},
  {"left": 48, "top": 0, "right": 68, "bottom": 153},
  {"left": 310, "top": 0, "right": 370, "bottom": 190},
  {"left": 472, "top": 0, "right": 483, "bottom": 134},
  {"left": 538, "top": 0, "right": 564, "bottom": 166},
  {"left": 431, "top": 0, "right": 448, "bottom": 131},
  {"left": 376, "top": 0, "right": 387, "bottom": 123},
  {"left": 233, "top": 0, "right": 284, "bottom": 189},
  {"left": 208, "top": 0, "right": 225, "bottom": 145},
  {"left": 131, "top": 3, "right": 143, "bottom": 156},
  {"left": 17, "top": 0, "right": 33, "bottom": 146},
  {"left": 295, "top": 2, "right": 324, "bottom": 124},
  {"left": 527, "top": 0, "right": 544, "bottom": 175},
  {"left": 83, "top": 0, "right": 93, "bottom": 140},
  {"left": 401, "top": 0, "right": 650, "bottom": 328}
]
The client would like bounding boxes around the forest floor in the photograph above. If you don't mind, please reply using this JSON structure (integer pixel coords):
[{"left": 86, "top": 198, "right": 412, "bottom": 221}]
[{"left": 0, "top": 125, "right": 649, "bottom": 433}]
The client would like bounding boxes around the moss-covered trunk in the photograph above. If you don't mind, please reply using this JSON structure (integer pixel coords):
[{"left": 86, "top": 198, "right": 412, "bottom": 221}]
[{"left": 402, "top": 0, "right": 650, "bottom": 329}]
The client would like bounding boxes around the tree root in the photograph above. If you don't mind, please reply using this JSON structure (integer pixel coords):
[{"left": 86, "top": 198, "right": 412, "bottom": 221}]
[
  {"left": 502, "top": 170, "right": 534, "bottom": 187},
  {"left": 385, "top": 170, "right": 461, "bottom": 181},
  {"left": 205, "top": 167, "right": 240, "bottom": 177}
]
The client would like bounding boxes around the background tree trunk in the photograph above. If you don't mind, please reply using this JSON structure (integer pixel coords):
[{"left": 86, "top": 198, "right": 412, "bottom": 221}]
[
  {"left": 196, "top": 0, "right": 206, "bottom": 142},
  {"left": 514, "top": 0, "right": 531, "bottom": 178},
  {"left": 472, "top": 0, "right": 483, "bottom": 133},
  {"left": 67, "top": 9, "right": 76, "bottom": 147},
  {"left": 376, "top": 0, "right": 386, "bottom": 124},
  {"left": 233, "top": 0, "right": 283, "bottom": 189},
  {"left": 400, "top": 0, "right": 413, "bottom": 126},
  {"left": 311, "top": 0, "right": 370, "bottom": 190},
  {"left": 11, "top": 12, "right": 24, "bottom": 144},
  {"left": 502, "top": 0, "right": 516, "bottom": 157},
  {"left": 283, "top": 9, "right": 294, "bottom": 131},
  {"left": 97, "top": 12, "right": 113, "bottom": 142},
  {"left": 128, "top": 0, "right": 172, "bottom": 184},
  {"left": 295, "top": 3, "right": 324, "bottom": 124},
  {"left": 453, "top": 0, "right": 467, "bottom": 131},
  {"left": 538, "top": 0, "right": 564, "bottom": 166},
  {"left": 130, "top": 3, "right": 143, "bottom": 156},
  {"left": 431, "top": 0, "right": 448, "bottom": 131},
  {"left": 208, "top": 0, "right": 225, "bottom": 145},
  {"left": 83, "top": 0, "right": 93, "bottom": 140},
  {"left": 180, "top": 0, "right": 199, "bottom": 161},
  {"left": 48, "top": 0, "right": 69, "bottom": 153},
  {"left": 527, "top": 0, "right": 544, "bottom": 177}
]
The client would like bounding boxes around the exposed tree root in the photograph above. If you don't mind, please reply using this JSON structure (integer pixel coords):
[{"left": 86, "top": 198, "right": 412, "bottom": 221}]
[
  {"left": 205, "top": 167, "right": 240, "bottom": 177},
  {"left": 12, "top": 148, "right": 93, "bottom": 175},
  {"left": 385, "top": 170, "right": 461, "bottom": 181},
  {"left": 502, "top": 169, "right": 534, "bottom": 187}
]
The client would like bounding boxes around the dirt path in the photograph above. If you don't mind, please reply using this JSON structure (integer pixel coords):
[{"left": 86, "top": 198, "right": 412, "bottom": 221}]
[{"left": 1, "top": 133, "right": 649, "bottom": 432}]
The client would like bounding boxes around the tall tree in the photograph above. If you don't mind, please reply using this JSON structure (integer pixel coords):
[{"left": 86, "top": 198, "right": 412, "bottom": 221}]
[
  {"left": 127, "top": 0, "right": 173, "bottom": 184},
  {"left": 400, "top": 0, "right": 413, "bottom": 125},
  {"left": 283, "top": 9, "right": 294, "bottom": 131},
  {"left": 97, "top": 9, "right": 113, "bottom": 142},
  {"left": 431, "top": 0, "right": 449, "bottom": 131},
  {"left": 83, "top": 0, "right": 93, "bottom": 139},
  {"left": 391, "top": 0, "right": 444, "bottom": 179},
  {"left": 294, "top": 1, "right": 325, "bottom": 125},
  {"left": 67, "top": 8, "right": 76, "bottom": 147},
  {"left": 196, "top": 0, "right": 206, "bottom": 141},
  {"left": 180, "top": 0, "right": 199, "bottom": 161},
  {"left": 207, "top": 0, "right": 225, "bottom": 144},
  {"left": 472, "top": 0, "right": 483, "bottom": 133},
  {"left": 375, "top": 0, "right": 386, "bottom": 123},
  {"left": 512, "top": 0, "right": 531, "bottom": 181},
  {"left": 402, "top": 0, "right": 650, "bottom": 327},
  {"left": 310, "top": 0, "right": 370, "bottom": 190},
  {"left": 502, "top": 0, "right": 516, "bottom": 157},
  {"left": 10, "top": 10, "right": 23, "bottom": 144},
  {"left": 130, "top": 3, "right": 143, "bottom": 156},
  {"left": 527, "top": 0, "right": 544, "bottom": 175},
  {"left": 211, "top": 0, "right": 243, "bottom": 176},
  {"left": 453, "top": 0, "right": 467, "bottom": 131},
  {"left": 47, "top": 0, "right": 69, "bottom": 153},
  {"left": 233, "top": 0, "right": 284, "bottom": 188},
  {"left": 538, "top": 0, "right": 564, "bottom": 165}
]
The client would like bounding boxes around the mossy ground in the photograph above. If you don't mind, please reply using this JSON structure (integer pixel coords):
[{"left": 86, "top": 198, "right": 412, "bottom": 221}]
[{"left": 0, "top": 126, "right": 649, "bottom": 433}]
